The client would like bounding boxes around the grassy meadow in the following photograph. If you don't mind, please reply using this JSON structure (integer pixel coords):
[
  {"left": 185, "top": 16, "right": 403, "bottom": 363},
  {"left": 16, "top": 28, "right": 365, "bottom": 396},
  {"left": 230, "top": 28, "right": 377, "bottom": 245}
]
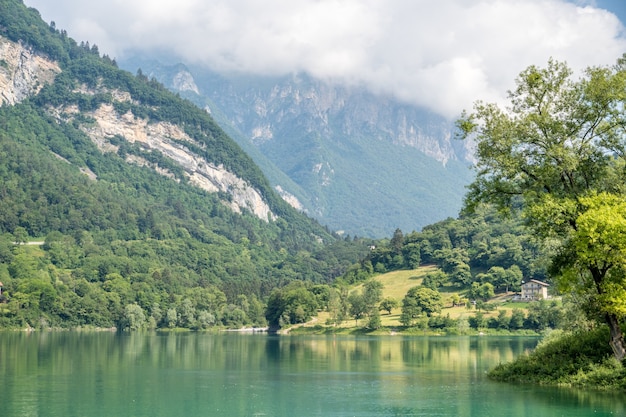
[{"left": 294, "top": 266, "right": 532, "bottom": 334}]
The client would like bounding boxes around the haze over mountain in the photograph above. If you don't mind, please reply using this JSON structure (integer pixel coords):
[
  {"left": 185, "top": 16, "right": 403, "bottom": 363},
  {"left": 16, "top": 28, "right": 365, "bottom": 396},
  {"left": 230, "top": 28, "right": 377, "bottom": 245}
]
[
  {"left": 119, "top": 58, "right": 474, "bottom": 237},
  {"left": 24, "top": 0, "right": 626, "bottom": 119},
  {"left": 23, "top": 0, "right": 626, "bottom": 236}
]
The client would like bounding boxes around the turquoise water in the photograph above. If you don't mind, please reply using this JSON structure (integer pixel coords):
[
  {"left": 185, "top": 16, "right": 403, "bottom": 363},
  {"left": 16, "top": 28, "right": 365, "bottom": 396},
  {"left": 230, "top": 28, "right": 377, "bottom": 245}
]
[{"left": 1, "top": 332, "right": 623, "bottom": 416}]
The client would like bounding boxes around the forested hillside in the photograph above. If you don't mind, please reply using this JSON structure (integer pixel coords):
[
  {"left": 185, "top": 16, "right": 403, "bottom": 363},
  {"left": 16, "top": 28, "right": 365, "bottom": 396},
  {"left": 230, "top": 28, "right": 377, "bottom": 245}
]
[
  {"left": 266, "top": 203, "right": 561, "bottom": 332},
  {"left": 0, "top": 0, "right": 370, "bottom": 330}
]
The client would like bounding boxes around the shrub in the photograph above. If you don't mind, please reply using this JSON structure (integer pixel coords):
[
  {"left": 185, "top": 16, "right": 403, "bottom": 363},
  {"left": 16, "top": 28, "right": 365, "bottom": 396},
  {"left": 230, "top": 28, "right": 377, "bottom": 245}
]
[{"left": 488, "top": 326, "right": 625, "bottom": 390}]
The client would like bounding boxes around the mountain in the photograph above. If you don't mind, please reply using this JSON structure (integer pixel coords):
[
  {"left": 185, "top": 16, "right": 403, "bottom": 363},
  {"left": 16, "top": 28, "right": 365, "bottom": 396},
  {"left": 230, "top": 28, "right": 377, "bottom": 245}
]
[
  {"left": 0, "top": 0, "right": 369, "bottom": 329},
  {"left": 119, "top": 58, "right": 475, "bottom": 237}
]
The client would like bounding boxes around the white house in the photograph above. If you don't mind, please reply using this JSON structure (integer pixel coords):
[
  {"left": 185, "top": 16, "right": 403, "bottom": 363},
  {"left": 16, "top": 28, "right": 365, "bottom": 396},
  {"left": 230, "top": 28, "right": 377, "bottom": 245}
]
[{"left": 520, "top": 279, "right": 549, "bottom": 300}]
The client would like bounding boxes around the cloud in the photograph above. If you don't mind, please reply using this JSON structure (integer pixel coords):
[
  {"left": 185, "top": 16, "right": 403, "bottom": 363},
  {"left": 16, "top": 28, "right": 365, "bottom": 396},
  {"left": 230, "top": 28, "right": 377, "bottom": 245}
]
[{"left": 24, "top": 0, "right": 626, "bottom": 118}]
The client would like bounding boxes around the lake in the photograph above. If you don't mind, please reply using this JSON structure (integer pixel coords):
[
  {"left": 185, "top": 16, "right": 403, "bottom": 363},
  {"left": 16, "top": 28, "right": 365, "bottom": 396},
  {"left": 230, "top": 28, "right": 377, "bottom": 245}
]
[{"left": 1, "top": 332, "right": 623, "bottom": 416}]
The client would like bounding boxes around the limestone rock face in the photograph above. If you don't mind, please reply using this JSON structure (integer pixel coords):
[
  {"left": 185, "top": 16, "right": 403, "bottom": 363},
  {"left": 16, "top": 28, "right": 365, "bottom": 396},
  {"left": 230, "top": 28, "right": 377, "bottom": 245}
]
[
  {"left": 52, "top": 98, "right": 275, "bottom": 221},
  {"left": 0, "top": 36, "right": 60, "bottom": 106},
  {"left": 172, "top": 70, "right": 199, "bottom": 94},
  {"left": 126, "top": 61, "right": 476, "bottom": 236},
  {"left": 0, "top": 35, "right": 274, "bottom": 222}
]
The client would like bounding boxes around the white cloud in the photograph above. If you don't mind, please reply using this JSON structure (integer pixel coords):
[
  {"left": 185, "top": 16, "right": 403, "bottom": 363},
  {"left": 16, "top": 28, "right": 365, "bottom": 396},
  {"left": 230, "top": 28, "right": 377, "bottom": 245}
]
[{"left": 24, "top": 0, "right": 626, "bottom": 118}]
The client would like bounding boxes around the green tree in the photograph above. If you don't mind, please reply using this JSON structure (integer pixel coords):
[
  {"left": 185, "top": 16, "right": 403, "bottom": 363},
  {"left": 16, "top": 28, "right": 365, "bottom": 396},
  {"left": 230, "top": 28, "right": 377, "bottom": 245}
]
[
  {"left": 509, "top": 308, "right": 525, "bottom": 330},
  {"left": 197, "top": 310, "right": 216, "bottom": 329},
  {"left": 13, "top": 226, "right": 28, "bottom": 245},
  {"left": 366, "top": 309, "right": 382, "bottom": 330},
  {"left": 166, "top": 308, "right": 178, "bottom": 328},
  {"left": 390, "top": 228, "right": 404, "bottom": 254},
  {"left": 468, "top": 282, "right": 494, "bottom": 302},
  {"left": 326, "top": 287, "right": 345, "bottom": 325},
  {"left": 379, "top": 297, "right": 399, "bottom": 314},
  {"left": 400, "top": 286, "right": 443, "bottom": 326},
  {"left": 450, "top": 293, "right": 462, "bottom": 307},
  {"left": 123, "top": 303, "right": 146, "bottom": 331},
  {"left": 246, "top": 295, "right": 267, "bottom": 327},
  {"left": 458, "top": 56, "right": 626, "bottom": 360},
  {"left": 265, "top": 283, "right": 318, "bottom": 329},
  {"left": 469, "top": 312, "right": 487, "bottom": 329},
  {"left": 403, "top": 243, "right": 421, "bottom": 268},
  {"left": 348, "top": 292, "right": 368, "bottom": 325},
  {"left": 495, "top": 309, "right": 510, "bottom": 329},
  {"left": 178, "top": 298, "right": 196, "bottom": 328},
  {"left": 504, "top": 265, "right": 523, "bottom": 293},
  {"left": 363, "top": 279, "right": 383, "bottom": 314},
  {"left": 422, "top": 270, "right": 449, "bottom": 290},
  {"left": 436, "top": 248, "right": 471, "bottom": 287},
  {"left": 8, "top": 252, "right": 40, "bottom": 279},
  {"left": 0, "top": 233, "right": 15, "bottom": 264}
]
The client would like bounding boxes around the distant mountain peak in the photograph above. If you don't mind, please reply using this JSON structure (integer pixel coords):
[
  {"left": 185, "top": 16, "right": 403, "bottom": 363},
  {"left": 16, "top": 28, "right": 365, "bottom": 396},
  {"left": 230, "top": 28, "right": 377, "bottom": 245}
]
[{"left": 172, "top": 69, "right": 199, "bottom": 95}]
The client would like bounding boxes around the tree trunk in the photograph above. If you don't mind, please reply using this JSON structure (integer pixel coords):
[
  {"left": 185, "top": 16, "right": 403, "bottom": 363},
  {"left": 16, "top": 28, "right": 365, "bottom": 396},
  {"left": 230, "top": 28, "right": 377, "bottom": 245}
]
[
  {"left": 590, "top": 267, "right": 626, "bottom": 361},
  {"left": 606, "top": 313, "right": 626, "bottom": 362}
]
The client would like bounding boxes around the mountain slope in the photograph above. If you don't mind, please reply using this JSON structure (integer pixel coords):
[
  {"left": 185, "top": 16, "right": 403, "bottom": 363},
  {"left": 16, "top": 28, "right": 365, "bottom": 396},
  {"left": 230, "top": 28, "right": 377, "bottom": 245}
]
[
  {"left": 120, "top": 59, "right": 475, "bottom": 237},
  {"left": 0, "top": 0, "right": 368, "bottom": 329}
]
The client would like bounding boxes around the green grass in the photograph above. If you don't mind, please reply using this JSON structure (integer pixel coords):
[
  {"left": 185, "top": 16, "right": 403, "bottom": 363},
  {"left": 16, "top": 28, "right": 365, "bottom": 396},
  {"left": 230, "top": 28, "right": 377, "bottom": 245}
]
[
  {"left": 299, "top": 266, "right": 532, "bottom": 332},
  {"left": 370, "top": 266, "right": 433, "bottom": 299}
]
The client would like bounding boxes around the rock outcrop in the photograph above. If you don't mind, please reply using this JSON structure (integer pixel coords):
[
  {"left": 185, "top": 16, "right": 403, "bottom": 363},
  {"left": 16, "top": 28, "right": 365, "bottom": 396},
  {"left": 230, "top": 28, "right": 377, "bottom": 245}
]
[
  {"left": 0, "top": 36, "right": 60, "bottom": 106},
  {"left": 127, "top": 62, "right": 476, "bottom": 236},
  {"left": 52, "top": 98, "right": 275, "bottom": 221}
]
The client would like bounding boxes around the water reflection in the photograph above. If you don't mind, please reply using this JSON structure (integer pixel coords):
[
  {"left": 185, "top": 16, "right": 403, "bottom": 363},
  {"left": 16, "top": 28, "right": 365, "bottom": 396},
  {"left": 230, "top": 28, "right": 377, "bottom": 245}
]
[{"left": 0, "top": 332, "right": 622, "bottom": 417}]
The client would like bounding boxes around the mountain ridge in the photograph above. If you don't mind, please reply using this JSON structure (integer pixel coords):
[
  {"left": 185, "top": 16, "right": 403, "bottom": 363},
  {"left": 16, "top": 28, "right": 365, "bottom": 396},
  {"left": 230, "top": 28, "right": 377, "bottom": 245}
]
[{"left": 121, "top": 58, "right": 475, "bottom": 237}]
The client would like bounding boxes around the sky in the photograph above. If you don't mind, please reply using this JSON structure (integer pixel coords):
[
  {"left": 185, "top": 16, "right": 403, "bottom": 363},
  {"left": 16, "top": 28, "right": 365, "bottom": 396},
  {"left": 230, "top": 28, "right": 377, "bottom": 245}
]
[{"left": 23, "top": 0, "right": 626, "bottom": 119}]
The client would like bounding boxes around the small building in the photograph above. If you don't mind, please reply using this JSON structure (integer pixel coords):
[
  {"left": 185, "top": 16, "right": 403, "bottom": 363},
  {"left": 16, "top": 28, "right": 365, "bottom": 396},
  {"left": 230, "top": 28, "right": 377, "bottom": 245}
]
[{"left": 520, "top": 279, "right": 549, "bottom": 300}]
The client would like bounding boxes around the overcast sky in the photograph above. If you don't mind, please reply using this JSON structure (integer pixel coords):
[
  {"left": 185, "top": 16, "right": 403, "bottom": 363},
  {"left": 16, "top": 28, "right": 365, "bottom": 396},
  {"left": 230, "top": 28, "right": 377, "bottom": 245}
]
[{"left": 23, "top": 0, "right": 626, "bottom": 119}]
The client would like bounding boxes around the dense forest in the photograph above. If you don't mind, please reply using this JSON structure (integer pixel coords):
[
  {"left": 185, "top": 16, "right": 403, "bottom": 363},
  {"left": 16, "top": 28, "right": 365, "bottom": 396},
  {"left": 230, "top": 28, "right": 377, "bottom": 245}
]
[{"left": 263, "top": 203, "right": 569, "bottom": 332}]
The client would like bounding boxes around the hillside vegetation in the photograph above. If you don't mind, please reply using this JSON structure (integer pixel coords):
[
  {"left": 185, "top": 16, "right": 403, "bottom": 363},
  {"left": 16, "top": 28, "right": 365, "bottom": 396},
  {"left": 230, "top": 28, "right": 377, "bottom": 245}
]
[
  {"left": 0, "top": 0, "right": 369, "bottom": 330},
  {"left": 288, "top": 265, "right": 560, "bottom": 335},
  {"left": 266, "top": 203, "right": 574, "bottom": 335}
]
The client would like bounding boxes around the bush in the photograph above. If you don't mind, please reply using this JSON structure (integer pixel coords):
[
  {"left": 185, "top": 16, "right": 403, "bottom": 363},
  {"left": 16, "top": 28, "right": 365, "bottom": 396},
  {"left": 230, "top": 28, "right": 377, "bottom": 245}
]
[{"left": 488, "top": 326, "right": 626, "bottom": 390}]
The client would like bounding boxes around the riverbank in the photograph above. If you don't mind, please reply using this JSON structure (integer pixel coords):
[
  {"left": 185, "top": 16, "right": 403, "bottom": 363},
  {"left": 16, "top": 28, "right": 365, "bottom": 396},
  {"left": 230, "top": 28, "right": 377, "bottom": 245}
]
[{"left": 488, "top": 327, "right": 626, "bottom": 391}]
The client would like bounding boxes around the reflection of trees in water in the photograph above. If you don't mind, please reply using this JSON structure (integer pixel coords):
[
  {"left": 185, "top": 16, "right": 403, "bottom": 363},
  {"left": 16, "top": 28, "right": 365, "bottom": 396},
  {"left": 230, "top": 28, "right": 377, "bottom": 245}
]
[
  {"left": 3, "top": 333, "right": 621, "bottom": 416},
  {"left": 6, "top": 332, "right": 537, "bottom": 375}
]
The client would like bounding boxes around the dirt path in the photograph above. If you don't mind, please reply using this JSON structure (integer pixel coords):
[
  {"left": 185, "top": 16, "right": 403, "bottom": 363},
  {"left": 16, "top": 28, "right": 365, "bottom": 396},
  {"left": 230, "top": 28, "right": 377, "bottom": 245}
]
[{"left": 282, "top": 317, "right": 319, "bottom": 334}]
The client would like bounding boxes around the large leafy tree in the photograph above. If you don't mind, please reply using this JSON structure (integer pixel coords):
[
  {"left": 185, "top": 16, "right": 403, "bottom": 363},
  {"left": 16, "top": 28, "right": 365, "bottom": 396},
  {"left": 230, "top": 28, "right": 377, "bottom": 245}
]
[
  {"left": 457, "top": 56, "right": 626, "bottom": 360},
  {"left": 400, "top": 286, "right": 443, "bottom": 326}
]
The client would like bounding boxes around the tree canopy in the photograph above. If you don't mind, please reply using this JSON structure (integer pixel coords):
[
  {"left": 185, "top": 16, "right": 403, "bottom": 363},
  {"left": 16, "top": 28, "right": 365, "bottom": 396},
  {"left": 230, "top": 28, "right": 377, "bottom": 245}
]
[{"left": 458, "top": 55, "right": 626, "bottom": 360}]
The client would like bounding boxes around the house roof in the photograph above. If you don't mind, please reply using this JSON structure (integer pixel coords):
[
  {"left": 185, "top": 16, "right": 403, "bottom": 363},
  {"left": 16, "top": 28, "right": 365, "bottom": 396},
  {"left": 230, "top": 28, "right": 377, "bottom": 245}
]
[{"left": 522, "top": 279, "right": 549, "bottom": 287}]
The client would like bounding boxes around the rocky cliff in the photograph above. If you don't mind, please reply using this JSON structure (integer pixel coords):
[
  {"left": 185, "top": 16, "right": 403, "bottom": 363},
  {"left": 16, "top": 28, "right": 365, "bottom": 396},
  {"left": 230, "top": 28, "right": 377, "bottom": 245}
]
[
  {"left": 0, "top": 36, "right": 60, "bottom": 105},
  {"left": 215, "top": 73, "right": 473, "bottom": 165}
]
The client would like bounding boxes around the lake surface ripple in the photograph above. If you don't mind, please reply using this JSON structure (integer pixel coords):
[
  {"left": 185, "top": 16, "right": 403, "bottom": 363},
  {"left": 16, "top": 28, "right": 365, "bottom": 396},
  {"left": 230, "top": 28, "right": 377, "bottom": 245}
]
[{"left": 1, "top": 332, "right": 623, "bottom": 416}]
